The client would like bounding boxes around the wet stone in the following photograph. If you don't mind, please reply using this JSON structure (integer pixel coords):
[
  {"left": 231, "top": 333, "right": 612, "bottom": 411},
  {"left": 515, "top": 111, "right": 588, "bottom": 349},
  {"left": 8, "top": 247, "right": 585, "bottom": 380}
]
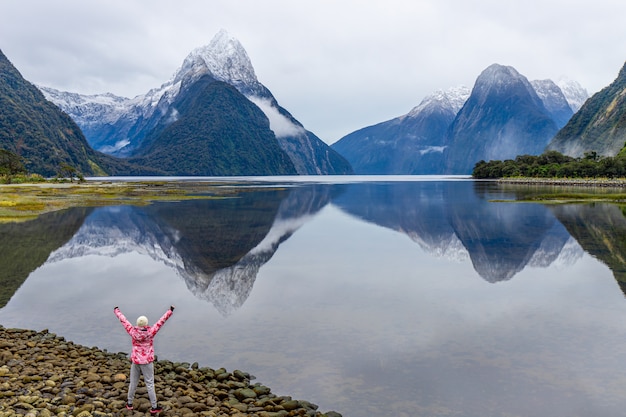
[{"left": 0, "top": 325, "right": 343, "bottom": 417}]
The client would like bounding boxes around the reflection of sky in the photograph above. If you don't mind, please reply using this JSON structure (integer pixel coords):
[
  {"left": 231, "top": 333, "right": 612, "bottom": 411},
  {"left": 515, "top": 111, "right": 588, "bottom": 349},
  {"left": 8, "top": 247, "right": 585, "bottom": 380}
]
[{"left": 2, "top": 200, "right": 626, "bottom": 417}]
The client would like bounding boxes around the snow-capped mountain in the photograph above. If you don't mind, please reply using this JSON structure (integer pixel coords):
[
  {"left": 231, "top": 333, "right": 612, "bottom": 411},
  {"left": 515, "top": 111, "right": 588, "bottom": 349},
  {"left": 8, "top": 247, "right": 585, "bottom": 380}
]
[
  {"left": 174, "top": 29, "right": 266, "bottom": 97},
  {"left": 331, "top": 62, "right": 587, "bottom": 175},
  {"left": 331, "top": 86, "right": 470, "bottom": 174},
  {"left": 40, "top": 30, "right": 352, "bottom": 175},
  {"left": 530, "top": 79, "right": 574, "bottom": 129},
  {"left": 404, "top": 86, "right": 470, "bottom": 119},
  {"left": 556, "top": 77, "right": 589, "bottom": 113},
  {"left": 444, "top": 64, "right": 560, "bottom": 173},
  {"left": 0, "top": 49, "right": 125, "bottom": 177},
  {"left": 38, "top": 88, "right": 136, "bottom": 153}
]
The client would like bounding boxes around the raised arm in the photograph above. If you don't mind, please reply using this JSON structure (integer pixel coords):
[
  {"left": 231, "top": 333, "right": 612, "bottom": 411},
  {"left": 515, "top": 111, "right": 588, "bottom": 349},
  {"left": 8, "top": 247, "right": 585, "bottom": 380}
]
[
  {"left": 150, "top": 306, "right": 174, "bottom": 336},
  {"left": 113, "top": 306, "right": 134, "bottom": 334}
]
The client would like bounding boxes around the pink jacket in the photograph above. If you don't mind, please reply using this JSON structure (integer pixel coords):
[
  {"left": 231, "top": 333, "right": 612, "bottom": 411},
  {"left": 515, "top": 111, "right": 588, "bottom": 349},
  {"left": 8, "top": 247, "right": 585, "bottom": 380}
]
[{"left": 114, "top": 307, "right": 172, "bottom": 364}]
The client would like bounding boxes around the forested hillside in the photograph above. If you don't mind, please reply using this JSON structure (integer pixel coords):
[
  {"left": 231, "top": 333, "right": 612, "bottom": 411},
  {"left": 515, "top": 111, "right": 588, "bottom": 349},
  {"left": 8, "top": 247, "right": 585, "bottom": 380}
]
[{"left": 547, "top": 61, "right": 626, "bottom": 157}]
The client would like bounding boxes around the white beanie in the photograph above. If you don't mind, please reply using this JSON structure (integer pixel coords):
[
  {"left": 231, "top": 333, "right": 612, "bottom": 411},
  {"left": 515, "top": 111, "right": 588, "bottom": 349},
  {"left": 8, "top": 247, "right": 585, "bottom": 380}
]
[{"left": 136, "top": 316, "right": 148, "bottom": 327}]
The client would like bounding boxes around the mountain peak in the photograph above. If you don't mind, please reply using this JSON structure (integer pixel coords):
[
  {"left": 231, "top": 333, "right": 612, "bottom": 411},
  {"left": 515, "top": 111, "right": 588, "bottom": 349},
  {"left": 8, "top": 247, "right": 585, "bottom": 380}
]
[
  {"left": 530, "top": 79, "right": 573, "bottom": 128},
  {"left": 406, "top": 85, "right": 470, "bottom": 117},
  {"left": 480, "top": 63, "right": 521, "bottom": 80},
  {"left": 471, "top": 63, "right": 545, "bottom": 111},
  {"left": 174, "top": 29, "right": 259, "bottom": 90},
  {"left": 474, "top": 64, "right": 527, "bottom": 92},
  {"left": 444, "top": 63, "right": 559, "bottom": 173},
  {"left": 555, "top": 76, "right": 589, "bottom": 112}
]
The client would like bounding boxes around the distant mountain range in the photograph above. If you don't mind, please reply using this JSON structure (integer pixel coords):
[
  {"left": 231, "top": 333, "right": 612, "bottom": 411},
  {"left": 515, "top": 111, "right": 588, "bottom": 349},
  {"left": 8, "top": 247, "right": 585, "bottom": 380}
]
[
  {"left": 331, "top": 87, "right": 470, "bottom": 174},
  {"left": 40, "top": 30, "right": 352, "bottom": 176},
  {"left": 2, "top": 28, "right": 624, "bottom": 177},
  {"left": 332, "top": 64, "right": 590, "bottom": 174}
]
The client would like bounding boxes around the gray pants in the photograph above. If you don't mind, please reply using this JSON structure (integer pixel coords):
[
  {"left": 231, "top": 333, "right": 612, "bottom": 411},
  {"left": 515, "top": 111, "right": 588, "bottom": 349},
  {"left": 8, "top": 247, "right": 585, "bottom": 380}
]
[{"left": 128, "top": 362, "right": 157, "bottom": 408}]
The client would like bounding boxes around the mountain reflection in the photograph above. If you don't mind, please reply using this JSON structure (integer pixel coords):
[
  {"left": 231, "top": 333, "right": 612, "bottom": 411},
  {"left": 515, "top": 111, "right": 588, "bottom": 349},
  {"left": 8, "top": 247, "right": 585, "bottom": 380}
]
[
  {"left": 10, "top": 180, "right": 626, "bottom": 314},
  {"left": 551, "top": 203, "right": 626, "bottom": 294},
  {"left": 0, "top": 207, "right": 93, "bottom": 308},
  {"left": 144, "top": 184, "right": 339, "bottom": 314},
  {"left": 44, "top": 184, "right": 339, "bottom": 315},
  {"left": 332, "top": 181, "right": 582, "bottom": 282}
]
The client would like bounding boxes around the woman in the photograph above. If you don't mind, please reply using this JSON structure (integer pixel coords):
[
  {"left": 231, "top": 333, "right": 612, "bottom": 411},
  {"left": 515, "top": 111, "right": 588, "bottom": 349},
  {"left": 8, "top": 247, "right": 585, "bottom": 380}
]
[{"left": 114, "top": 305, "right": 175, "bottom": 414}]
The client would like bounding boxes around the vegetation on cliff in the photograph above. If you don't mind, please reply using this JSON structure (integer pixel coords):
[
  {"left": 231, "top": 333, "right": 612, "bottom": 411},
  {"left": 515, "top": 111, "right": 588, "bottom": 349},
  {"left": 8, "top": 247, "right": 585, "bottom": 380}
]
[{"left": 547, "top": 61, "right": 626, "bottom": 157}]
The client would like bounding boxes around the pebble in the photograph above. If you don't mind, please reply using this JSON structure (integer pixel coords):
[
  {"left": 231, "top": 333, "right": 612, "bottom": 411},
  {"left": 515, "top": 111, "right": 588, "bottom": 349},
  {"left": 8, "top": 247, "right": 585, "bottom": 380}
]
[{"left": 0, "top": 326, "right": 342, "bottom": 417}]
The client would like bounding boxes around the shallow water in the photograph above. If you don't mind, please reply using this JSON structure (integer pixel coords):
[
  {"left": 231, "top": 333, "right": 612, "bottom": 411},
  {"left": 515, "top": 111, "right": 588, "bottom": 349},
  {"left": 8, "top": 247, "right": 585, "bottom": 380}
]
[{"left": 2, "top": 177, "right": 626, "bottom": 417}]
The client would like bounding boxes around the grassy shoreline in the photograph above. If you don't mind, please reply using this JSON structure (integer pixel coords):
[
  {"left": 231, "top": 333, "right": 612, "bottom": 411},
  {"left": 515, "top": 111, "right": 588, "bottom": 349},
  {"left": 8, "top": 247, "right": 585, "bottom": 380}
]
[
  {"left": 4, "top": 177, "right": 626, "bottom": 223},
  {"left": 0, "top": 180, "right": 244, "bottom": 223}
]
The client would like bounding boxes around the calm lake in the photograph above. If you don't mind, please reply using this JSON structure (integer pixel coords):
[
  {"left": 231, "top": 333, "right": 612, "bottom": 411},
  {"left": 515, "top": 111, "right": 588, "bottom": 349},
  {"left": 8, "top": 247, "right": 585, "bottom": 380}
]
[{"left": 3, "top": 176, "right": 626, "bottom": 417}]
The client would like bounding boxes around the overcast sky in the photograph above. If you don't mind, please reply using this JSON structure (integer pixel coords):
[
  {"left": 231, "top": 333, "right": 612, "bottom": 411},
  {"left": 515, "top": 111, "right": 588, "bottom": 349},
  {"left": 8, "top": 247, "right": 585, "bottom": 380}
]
[{"left": 1, "top": 0, "right": 625, "bottom": 144}]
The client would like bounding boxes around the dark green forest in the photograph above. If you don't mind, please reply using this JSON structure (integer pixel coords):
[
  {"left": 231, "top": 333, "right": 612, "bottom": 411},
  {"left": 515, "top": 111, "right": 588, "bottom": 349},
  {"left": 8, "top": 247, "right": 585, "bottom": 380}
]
[
  {"left": 130, "top": 77, "right": 297, "bottom": 176},
  {"left": 472, "top": 148, "right": 626, "bottom": 179}
]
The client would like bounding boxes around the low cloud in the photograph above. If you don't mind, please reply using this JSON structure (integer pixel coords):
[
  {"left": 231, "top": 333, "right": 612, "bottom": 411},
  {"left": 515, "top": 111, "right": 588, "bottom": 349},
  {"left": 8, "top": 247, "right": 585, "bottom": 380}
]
[
  {"left": 420, "top": 146, "right": 446, "bottom": 155},
  {"left": 99, "top": 139, "right": 130, "bottom": 153},
  {"left": 247, "top": 96, "right": 305, "bottom": 138}
]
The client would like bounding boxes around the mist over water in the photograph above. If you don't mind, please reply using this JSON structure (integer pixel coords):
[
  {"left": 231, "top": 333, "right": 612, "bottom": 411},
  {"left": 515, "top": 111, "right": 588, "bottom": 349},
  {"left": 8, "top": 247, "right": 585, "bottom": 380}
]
[{"left": 2, "top": 178, "right": 626, "bottom": 417}]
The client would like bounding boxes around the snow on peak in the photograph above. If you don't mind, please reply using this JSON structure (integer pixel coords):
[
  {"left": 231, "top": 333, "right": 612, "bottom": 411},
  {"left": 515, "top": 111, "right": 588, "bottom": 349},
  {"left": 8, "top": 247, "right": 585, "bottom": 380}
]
[
  {"left": 479, "top": 63, "right": 522, "bottom": 82},
  {"left": 531, "top": 79, "right": 562, "bottom": 100},
  {"left": 174, "top": 29, "right": 258, "bottom": 87},
  {"left": 530, "top": 79, "right": 571, "bottom": 110},
  {"left": 39, "top": 85, "right": 131, "bottom": 125},
  {"left": 556, "top": 76, "right": 589, "bottom": 112},
  {"left": 406, "top": 85, "right": 470, "bottom": 117}
]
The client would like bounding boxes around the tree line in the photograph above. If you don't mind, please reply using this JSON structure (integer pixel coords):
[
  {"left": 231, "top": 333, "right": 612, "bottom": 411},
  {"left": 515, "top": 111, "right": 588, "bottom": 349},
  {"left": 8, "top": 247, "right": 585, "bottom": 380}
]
[
  {"left": 472, "top": 149, "right": 626, "bottom": 179},
  {"left": 0, "top": 148, "right": 83, "bottom": 183}
]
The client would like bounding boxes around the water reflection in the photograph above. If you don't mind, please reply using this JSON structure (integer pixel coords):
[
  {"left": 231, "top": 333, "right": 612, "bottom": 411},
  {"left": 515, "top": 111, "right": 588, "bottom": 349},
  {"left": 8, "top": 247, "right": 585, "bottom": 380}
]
[
  {"left": 332, "top": 181, "right": 582, "bottom": 282},
  {"left": 5, "top": 181, "right": 626, "bottom": 310},
  {"left": 0, "top": 207, "right": 92, "bottom": 307},
  {"left": 551, "top": 203, "right": 626, "bottom": 294},
  {"left": 3, "top": 179, "right": 626, "bottom": 417},
  {"left": 41, "top": 185, "right": 339, "bottom": 315}
]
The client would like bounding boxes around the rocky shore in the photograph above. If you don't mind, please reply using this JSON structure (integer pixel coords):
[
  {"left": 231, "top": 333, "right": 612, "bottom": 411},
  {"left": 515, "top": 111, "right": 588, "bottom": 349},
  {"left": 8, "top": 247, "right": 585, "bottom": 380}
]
[{"left": 0, "top": 326, "right": 342, "bottom": 417}]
